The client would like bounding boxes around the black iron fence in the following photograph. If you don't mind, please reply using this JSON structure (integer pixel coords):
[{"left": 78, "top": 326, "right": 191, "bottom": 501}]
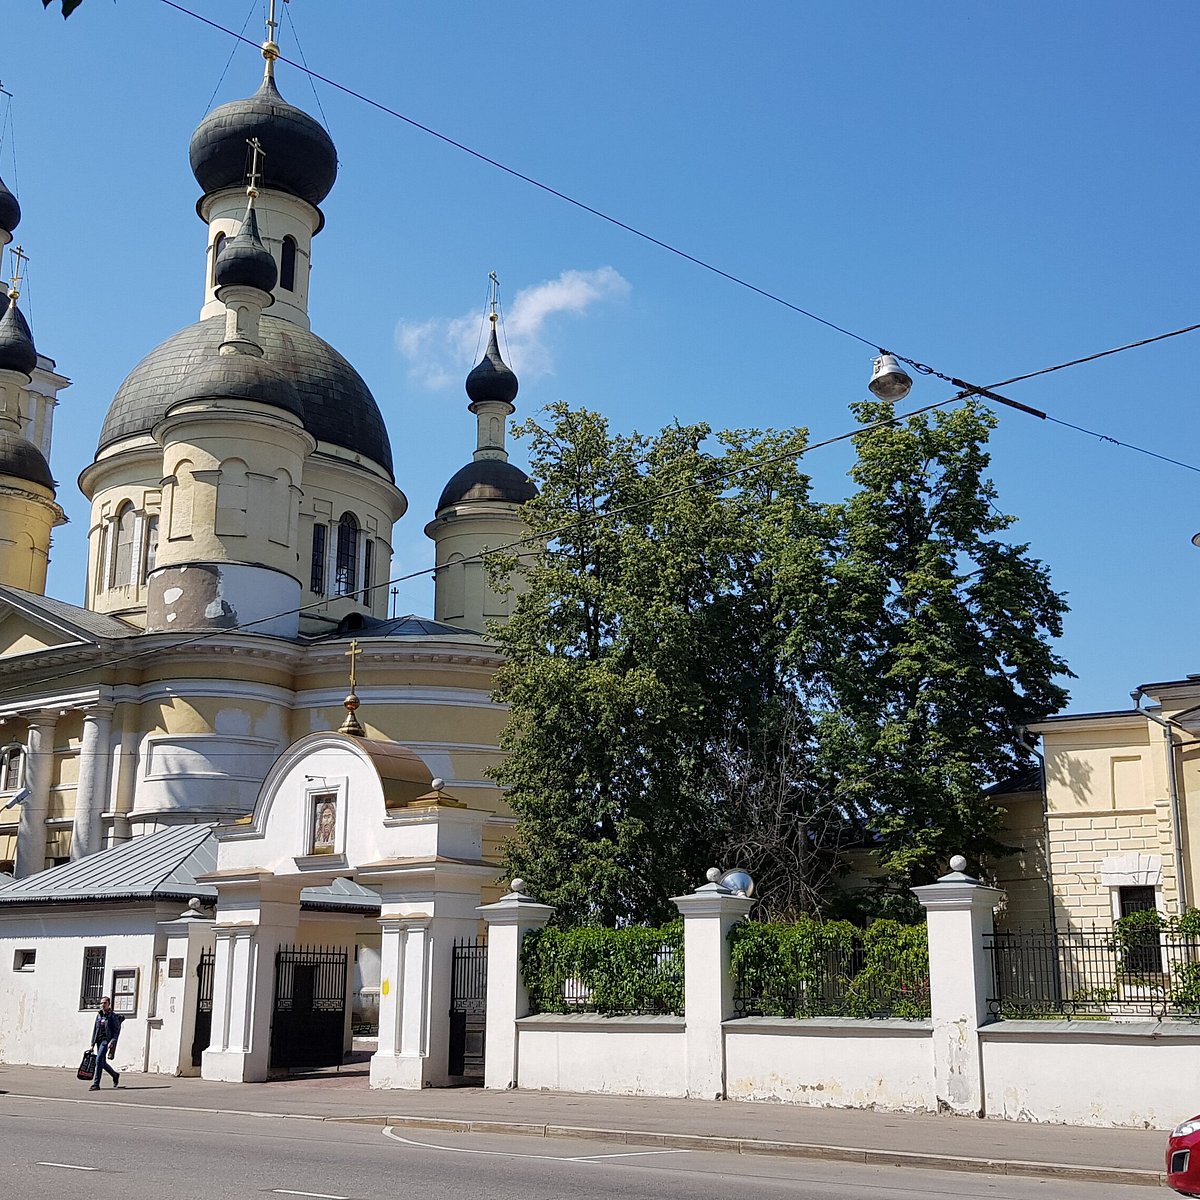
[
  {"left": 986, "top": 927, "right": 1200, "bottom": 1020},
  {"left": 724, "top": 921, "right": 931, "bottom": 1017}
]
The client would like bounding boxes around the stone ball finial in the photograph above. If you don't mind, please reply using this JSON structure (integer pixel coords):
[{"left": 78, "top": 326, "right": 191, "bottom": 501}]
[
  {"left": 706, "top": 867, "right": 722, "bottom": 883},
  {"left": 187, "top": 897, "right": 201, "bottom": 912},
  {"left": 510, "top": 878, "right": 526, "bottom": 894},
  {"left": 949, "top": 854, "right": 967, "bottom": 873},
  {"left": 431, "top": 778, "right": 445, "bottom": 791}
]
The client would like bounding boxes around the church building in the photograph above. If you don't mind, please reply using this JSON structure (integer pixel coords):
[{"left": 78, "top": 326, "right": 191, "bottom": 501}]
[{"left": 0, "top": 25, "right": 535, "bottom": 881}]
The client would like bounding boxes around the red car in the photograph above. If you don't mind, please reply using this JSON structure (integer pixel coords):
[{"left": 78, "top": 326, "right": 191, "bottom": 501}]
[{"left": 1168, "top": 1116, "right": 1200, "bottom": 1195}]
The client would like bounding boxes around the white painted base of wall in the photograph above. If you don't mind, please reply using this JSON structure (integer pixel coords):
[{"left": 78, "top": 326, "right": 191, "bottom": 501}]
[
  {"left": 982, "top": 1020, "right": 1200, "bottom": 1129},
  {"left": 369, "top": 1052, "right": 425, "bottom": 1090},
  {"left": 723, "top": 1018, "right": 935, "bottom": 1111},
  {"left": 516, "top": 1014, "right": 687, "bottom": 1097}
]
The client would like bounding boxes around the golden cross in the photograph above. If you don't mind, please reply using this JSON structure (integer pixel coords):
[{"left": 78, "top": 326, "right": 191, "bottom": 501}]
[
  {"left": 345, "top": 639, "right": 362, "bottom": 691},
  {"left": 488, "top": 272, "right": 500, "bottom": 323},
  {"left": 8, "top": 244, "right": 27, "bottom": 298}
]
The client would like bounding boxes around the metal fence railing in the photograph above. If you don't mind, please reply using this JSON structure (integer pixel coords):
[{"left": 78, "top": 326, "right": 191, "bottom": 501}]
[
  {"left": 986, "top": 927, "right": 1200, "bottom": 1020},
  {"left": 732, "top": 938, "right": 931, "bottom": 1020}
]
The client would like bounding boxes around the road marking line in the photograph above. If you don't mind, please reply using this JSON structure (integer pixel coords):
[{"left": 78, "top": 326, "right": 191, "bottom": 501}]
[
  {"left": 273, "top": 1192, "right": 348, "bottom": 1199},
  {"left": 572, "top": 1149, "right": 690, "bottom": 1161},
  {"left": 37, "top": 1162, "right": 98, "bottom": 1171},
  {"left": 382, "top": 1126, "right": 688, "bottom": 1164}
]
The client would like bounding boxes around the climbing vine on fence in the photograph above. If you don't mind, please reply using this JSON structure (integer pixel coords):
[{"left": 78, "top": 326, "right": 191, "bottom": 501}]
[
  {"left": 729, "top": 916, "right": 930, "bottom": 1020},
  {"left": 521, "top": 922, "right": 684, "bottom": 1015}
]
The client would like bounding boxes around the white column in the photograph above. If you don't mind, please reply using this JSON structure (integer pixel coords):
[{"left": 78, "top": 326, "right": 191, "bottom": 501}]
[
  {"left": 912, "top": 855, "right": 1003, "bottom": 1117},
  {"left": 14, "top": 710, "right": 57, "bottom": 878},
  {"left": 672, "top": 874, "right": 754, "bottom": 1100},
  {"left": 370, "top": 914, "right": 431, "bottom": 1090},
  {"left": 70, "top": 700, "right": 114, "bottom": 860},
  {"left": 202, "top": 887, "right": 298, "bottom": 1083},
  {"left": 477, "top": 881, "right": 554, "bottom": 1090}
]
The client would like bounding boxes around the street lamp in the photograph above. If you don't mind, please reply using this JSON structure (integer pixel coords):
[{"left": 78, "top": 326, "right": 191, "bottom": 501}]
[{"left": 868, "top": 352, "right": 913, "bottom": 401}]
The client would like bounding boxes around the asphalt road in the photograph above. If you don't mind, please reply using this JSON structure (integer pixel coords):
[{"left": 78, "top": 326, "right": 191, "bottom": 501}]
[{"left": 0, "top": 1094, "right": 1160, "bottom": 1200}]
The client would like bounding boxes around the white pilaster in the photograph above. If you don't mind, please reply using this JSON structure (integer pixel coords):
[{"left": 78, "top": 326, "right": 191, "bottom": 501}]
[
  {"left": 477, "top": 882, "right": 554, "bottom": 1090},
  {"left": 912, "top": 857, "right": 1003, "bottom": 1117},
  {"left": 14, "top": 709, "right": 57, "bottom": 878},
  {"left": 70, "top": 700, "right": 114, "bottom": 860},
  {"left": 672, "top": 877, "right": 754, "bottom": 1099}
]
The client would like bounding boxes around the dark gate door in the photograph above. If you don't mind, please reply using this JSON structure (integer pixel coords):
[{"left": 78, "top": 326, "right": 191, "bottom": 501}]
[
  {"left": 191, "top": 949, "right": 215, "bottom": 1068},
  {"left": 448, "top": 937, "right": 487, "bottom": 1077},
  {"left": 270, "top": 945, "right": 348, "bottom": 1070}
]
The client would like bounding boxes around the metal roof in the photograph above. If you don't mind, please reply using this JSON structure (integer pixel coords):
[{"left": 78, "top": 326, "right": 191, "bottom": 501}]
[
  {"left": 0, "top": 823, "right": 381, "bottom": 912},
  {"left": 0, "top": 585, "right": 141, "bottom": 642},
  {"left": 308, "top": 613, "right": 487, "bottom": 642}
]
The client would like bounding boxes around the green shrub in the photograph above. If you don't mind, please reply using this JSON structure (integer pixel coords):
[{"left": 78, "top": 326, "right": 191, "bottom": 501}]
[
  {"left": 521, "top": 922, "right": 683, "bottom": 1015},
  {"left": 729, "top": 916, "right": 930, "bottom": 1020}
]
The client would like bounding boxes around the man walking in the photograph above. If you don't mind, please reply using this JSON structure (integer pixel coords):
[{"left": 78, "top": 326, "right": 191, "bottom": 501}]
[{"left": 89, "top": 996, "right": 121, "bottom": 1090}]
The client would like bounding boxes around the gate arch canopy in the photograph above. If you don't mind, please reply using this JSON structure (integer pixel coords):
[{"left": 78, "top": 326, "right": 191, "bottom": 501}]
[{"left": 199, "top": 730, "right": 493, "bottom": 1085}]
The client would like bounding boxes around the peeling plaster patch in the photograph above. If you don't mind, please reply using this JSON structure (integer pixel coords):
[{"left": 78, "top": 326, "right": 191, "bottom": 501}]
[
  {"left": 205, "top": 599, "right": 229, "bottom": 620},
  {"left": 166, "top": 613, "right": 176, "bottom": 623},
  {"left": 163, "top": 587, "right": 183, "bottom": 604}
]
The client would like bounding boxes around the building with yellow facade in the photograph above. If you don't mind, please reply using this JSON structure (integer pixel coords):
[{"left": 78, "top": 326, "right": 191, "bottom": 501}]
[{"left": 0, "top": 33, "right": 533, "bottom": 891}]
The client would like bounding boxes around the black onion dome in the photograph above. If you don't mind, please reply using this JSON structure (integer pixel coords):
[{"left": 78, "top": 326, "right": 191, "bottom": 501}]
[
  {"left": 465, "top": 327, "right": 518, "bottom": 407},
  {"left": 215, "top": 206, "right": 278, "bottom": 293},
  {"left": 437, "top": 458, "right": 537, "bottom": 511},
  {"left": 0, "top": 174, "right": 20, "bottom": 234},
  {"left": 0, "top": 301, "right": 36, "bottom": 377},
  {"left": 0, "top": 429, "right": 53, "bottom": 490},
  {"left": 99, "top": 315, "right": 393, "bottom": 476},
  {"left": 168, "top": 354, "right": 303, "bottom": 420},
  {"left": 190, "top": 76, "right": 337, "bottom": 207}
]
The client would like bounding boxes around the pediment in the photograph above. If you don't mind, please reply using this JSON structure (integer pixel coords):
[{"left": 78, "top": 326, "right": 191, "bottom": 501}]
[
  {"left": 0, "top": 589, "right": 135, "bottom": 664},
  {"left": 0, "top": 603, "right": 91, "bottom": 657}
]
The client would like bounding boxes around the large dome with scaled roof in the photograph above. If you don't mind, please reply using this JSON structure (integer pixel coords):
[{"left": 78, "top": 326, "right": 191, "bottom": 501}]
[{"left": 98, "top": 315, "right": 394, "bottom": 477}]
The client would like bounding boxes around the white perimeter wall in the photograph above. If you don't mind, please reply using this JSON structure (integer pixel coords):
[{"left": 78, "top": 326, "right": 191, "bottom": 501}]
[
  {"left": 0, "top": 906, "right": 163, "bottom": 1071},
  {"left": 982, "top": 1021, "right": 1200, "bottom": 1129},
  {"left": 516, "top": 1014, "right": 686, "bottom": 1096},
  {"left": 724, "top": 1018, "right": 935, "bottom": 1111}
]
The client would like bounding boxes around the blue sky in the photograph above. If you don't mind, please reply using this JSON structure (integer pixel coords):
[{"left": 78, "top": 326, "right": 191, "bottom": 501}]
[{"left": 6, "top": 1, "right": 1200, "bottom": 714}]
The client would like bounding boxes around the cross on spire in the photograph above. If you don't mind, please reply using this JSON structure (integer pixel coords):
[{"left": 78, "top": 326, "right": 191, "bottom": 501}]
[
  {"left": 345, "top": 638, "right": 362, "bottom": 692},
  {"left": 488, "top": 272, "right": 500, "bottom": 324},
  {"left": 8, "top": 244, "right": 27, "bottom": 299},
  {"left": 262, "top": 0, "right": 286, "bottom": 77},
  {"left": 246, "top": 137, "right": 266, "bottom": 197}
]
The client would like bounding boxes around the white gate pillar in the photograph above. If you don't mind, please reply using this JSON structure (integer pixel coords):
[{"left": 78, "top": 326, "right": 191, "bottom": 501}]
[
  {"left": 477, "top": 880, "right": 554, "bottom": 1090},
  {"left": 912, "top": 855, "right": 1003, "bottom": 1117},
  {"left": 201, "top": 876, "right": 300, "bottom": 1083},
  {"left": 673, "top": 873, "right": 754, "bottom": 1099}
]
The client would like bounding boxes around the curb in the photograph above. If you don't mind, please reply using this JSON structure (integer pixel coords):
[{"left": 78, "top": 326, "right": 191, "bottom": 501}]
[{"left": 329, "top": 1113, "right": 1166, "bottom": 1188}]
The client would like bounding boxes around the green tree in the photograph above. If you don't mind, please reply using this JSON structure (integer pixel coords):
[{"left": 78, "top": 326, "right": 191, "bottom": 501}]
[
  {"left": 43, "top": 0, "right": 85, "bottom": 16},
  {"left": 823, "top": 398, "right": 1070, "bottom": 888},
  {"left": 489, "top": 397, "right": 1069, "bottom": 924},
  {"left": 488, "top": 403, "right": 829, "bottom": 925}
]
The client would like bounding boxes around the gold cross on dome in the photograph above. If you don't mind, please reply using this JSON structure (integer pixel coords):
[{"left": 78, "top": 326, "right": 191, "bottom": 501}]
[
  {"left": 8, "top": 244, "right": 27, "bottom": 299},
  {"left": 345, "top": 639, "right": 362, "bottom": 691},
  {"left": 488, "top": 272, "right": 500, "bottom": 322},
  {"left": 246, "top": 137, "right": 266, "bottom": 195}
]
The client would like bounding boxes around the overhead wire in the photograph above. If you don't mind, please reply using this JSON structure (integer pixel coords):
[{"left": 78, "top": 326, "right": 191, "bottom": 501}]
[{"left": 0, "top": 4, "right": 1186, "bottom": 701}]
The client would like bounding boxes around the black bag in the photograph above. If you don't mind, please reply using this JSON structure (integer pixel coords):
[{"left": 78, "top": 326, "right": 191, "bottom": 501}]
[{"left": 77, "top": 1050, "right": 97, "bottom": 1081}]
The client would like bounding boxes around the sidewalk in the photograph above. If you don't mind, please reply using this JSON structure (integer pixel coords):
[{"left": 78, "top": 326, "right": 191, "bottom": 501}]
[{"left": 0, "top": 1063, "right": 1169, "bottom": 1188}]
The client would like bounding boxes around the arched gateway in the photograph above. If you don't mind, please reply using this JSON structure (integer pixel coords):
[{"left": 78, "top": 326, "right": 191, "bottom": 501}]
[{"left": 199, "top": 709, "right": 494, "bottom": 1089}]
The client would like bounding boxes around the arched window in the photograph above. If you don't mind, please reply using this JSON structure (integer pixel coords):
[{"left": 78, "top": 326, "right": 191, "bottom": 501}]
[
  {"left": 210, "top": 232, "right": 226, "bottom": 287},
  {"left": 280, "top": 236, "right": 297, "bottom": 291},
  {"left": 109, "top": 503, "right": 136, "bottom": 589},
  {"left": 141, "top": 515, "right": 159, "bottom": 582},
  {"left": 361, "top": 538, "right": 374, "bottom": 607},
  {"left": 310, "top": 522, "right": 327, "bottom": 596},
  {"left": 335, "top": 512, "right": 359, "bottom": 596},
  {"left": 0, "top": 744, "right": 25, "bottom": 792}
]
